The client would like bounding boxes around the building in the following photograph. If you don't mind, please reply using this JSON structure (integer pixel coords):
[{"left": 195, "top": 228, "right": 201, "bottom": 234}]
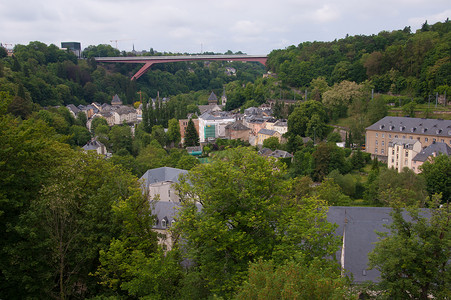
[
  {"left": 198, "top": 112, "right": 235, "bottom": 143},
  {"left": 224, "top": 121, "right": 250, "bottom": 141},
  {"left": 140, "top": 167, "right": 189, "bottom": 251},
  {"left": 273, "top": 119, "right": 288, "bottom": 135},
  {"left": 411, "top": 142, "right": 451, "bottom": 174},
  {"left": 387, "top": 138, "right": 422, "bottom": 172},
  {"left": 366, "top": 117, "right": 451, "bottom": 159},
  {"left": 208, "top": 91, "right": 218, "bottom": 105},
  {"left": 61, "top": 42, "right": 81, "bottom": 58},
  {"left": 257, "top": 128, "right": 282, "bottom": 145},
  {"left": 82, "top": 138, "right": 107, "bottom": 156}
]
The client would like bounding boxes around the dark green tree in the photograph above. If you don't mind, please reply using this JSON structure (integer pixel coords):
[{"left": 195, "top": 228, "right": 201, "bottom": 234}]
[
  {"left": 184, "top": 118, "right": 199, "bottom": 147},
  {"left": 420, "top": 154, "right": 451, "bottom": 202}
]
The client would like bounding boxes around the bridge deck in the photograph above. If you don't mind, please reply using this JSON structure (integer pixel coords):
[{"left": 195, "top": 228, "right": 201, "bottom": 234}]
[{"left": 94, "top": 55, "right": 268, "bottom": 80}]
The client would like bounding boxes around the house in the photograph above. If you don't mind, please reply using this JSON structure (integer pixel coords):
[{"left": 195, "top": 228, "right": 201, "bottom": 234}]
[
  {"left": 140, "top": 167, "right": 189, "bottom": 251},
  {"left": 411, "top": 142, "right": 451, "bottom": 174},
  {"left": 273, "top": 119, "right": 288, "bottom": 135},
  {"left": 244, "top": 116, "right": 267, "bottom": 136},
  {"left": 257, "top": 128, "right": 282, "bottom": 145},
  {"left": 114, "top": 106, "right": 137, "bottom": 124},
  {"left": 264, "top": 118, "right": 277, "bottom": 131},
  {"left": 387, "top": 138, "right": 422, "bottom": 172},
  {"left": 224, "top": 121, "right": 250, "bottom": 141},
  {"left": 366, "top": 117, "right": 451, "bottom": 159},
  {"left": 140, "top": 167, "right": 188, "bottom": 203},
  {"left": 66, "top": 104, "right": 80, "bottom": 118},
  {"left": 82, "top": 138, "right": 107, "bottom": 156}
]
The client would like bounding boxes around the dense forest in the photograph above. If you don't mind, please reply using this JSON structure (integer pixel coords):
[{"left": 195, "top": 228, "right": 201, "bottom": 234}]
[{"left": 267, "top": 20, "right": 451, "bottom": 98}]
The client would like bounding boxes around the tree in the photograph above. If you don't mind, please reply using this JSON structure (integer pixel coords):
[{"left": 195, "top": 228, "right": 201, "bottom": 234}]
[
  {"left": 288, "top": 100, "right": 328, "bottom": 140},
  {"left": 184, "top": 118, "right": 199, "bottom": 147},
  {"left": 167, "top": 118, "right": 181, "bottom": 147},
  {"left": 262, "top": 136, "right": 281, "bottom": 150},
  {"left": 150, "top": 125, "right": 167, "bottom": 147},
  {"left": 235, "top": 259, "right": 352, "bottom": 300},
  {"left": 174, "top": 147, "right": 340, "bottom": 297},
  {"left": 368, "top": 198, "right": 451, "bottom": 299},
  {"left": 420, "top": 154, "right": 451, "bottom": 202}
]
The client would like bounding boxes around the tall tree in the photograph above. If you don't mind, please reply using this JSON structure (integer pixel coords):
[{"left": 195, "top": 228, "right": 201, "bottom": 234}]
[
  {"left": 167, "top": 118, "right": 181, "bottom": 147},
  {"left": 184, "top": 118, "right": 199, "bottom": 147}
]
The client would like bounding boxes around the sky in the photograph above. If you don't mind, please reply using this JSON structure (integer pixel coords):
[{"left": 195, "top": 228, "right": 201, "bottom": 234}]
[{"left": 1, "top": 0, "right": 449, "bottom": 55}]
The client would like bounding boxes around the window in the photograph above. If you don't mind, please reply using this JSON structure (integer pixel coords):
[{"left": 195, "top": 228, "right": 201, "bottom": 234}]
[
  {"left": 375, "top": 148, "right": 378, "bottom": 153},
  {"left": 382, "top": 134, "right": 385, "bottom": 138},
  {"left": 382, "top": 141, "right": 385, "bottom": 146},
  {"left": 161, "top": 219, "right": 167, "bottom": 228},
  {"left": 404, "top": 159, "right": 408, "bottom": 165},
  {"left": 168, "top": 189, "right": 171, "bottom": 197},
  {"left": 417, "top": 137, "right": 421, "bottom": 141},
  {"left": 395, "top": 135, "right": 398, "bottom": 138},
  {"left": 389, "top": 134, "right": 392, "bottom": 138},
  {"left": 403, "top": 136, "right": 406, "bottom": 139},
  {"left": 375, "top": 140, "right": 378, "bottom": 145},
  {"left": 381, "top": 149, "right": 385, "bottom": 154},
  {"left": 433, "top": 138, "right": 436, "bottom": 142},
  {"left": 410, "top": 136, "right": 413, "bottom": 139},
  {"left": 425, "top": 138, "right": 428, "bottom": 142},
  {"left": 376, "top": 133, "right": 378, "bottom": 137},
  {"left": 441, "top": 139, "right": 444, "bottom": 143},
  {"left": 405, "top": 151, "right": 408, "bottom": 157},
  {"left": 392, "top": 149, "right": 395, "bottom": 155},
  {"left": 391, "top": 158, "right": 394, "bottom": 163}
]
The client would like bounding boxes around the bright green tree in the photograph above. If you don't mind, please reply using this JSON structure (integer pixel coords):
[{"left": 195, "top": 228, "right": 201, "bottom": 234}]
[
  {"left": 167, "top": 118, "right": 181, "bottom": 147},
  {"left": 235, "top": 258, "right": 352, "bottom": 300},
  {"left": 174, "top": 147, "right": 340, "bottom": 297}
]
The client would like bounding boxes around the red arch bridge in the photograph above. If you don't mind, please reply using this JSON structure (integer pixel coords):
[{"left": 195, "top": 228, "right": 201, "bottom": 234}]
[{"left": 94, "top": 55, "right": 268, "bottom": 80}]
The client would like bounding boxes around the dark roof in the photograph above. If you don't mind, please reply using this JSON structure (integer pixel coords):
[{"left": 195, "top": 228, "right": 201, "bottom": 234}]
[
  {"left": 111, "top": 94, "right": 122, "bottom": 104},
  {"left": 82, "top": 139, "right": 104, "bottom": 151},
  {"left": 225, "top": 121, "right": 249, "bottom": 131},
  {"left": 268, "top": 150, "right": 293, "bottom": 158},
  {"left": 208, "top": 92, "right": 217, "bottom": 101},
  {"left": 258, "top": 148, "right": 273, "bottom": 156},
  {"left": 66, "top": 104, "right": 80, "bottom": 114},
  {"left": 413, "top": 142, "right": 451, "bottom": 162},
  {"left": 366, "top": 116, "right": 451, "bottom": 137},
  {"left": 258, "top": 128, "right": 278, "bottom": 136},
  {"left": 140, "top": 167, "right": 188, "bottom": 191}
]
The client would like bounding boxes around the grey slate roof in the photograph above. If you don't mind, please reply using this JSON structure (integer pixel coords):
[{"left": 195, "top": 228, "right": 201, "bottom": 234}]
[
  {"left": 258, "top": 148, "right": 274, "bottom": 156},
  {"left": 140, "top": 167, "right": 188, "bottom": 191},
  {"left": 82, "top": 139, "right": 104, "bottom": 151},
  {"left": 258, "top": 128, "right": 277, "bottom": 136},
  {"left": 388, "top": 138, "right": 420, "bottom": 149},
  {"left": 268, "top": 150, "right": 293, "bottom": 158},
  {"left": 225, "top": 121, "right": 249, "bottom": 131},
  {"left": 66, "top": 104, "right": 80, "bottom": 114},
  {"left": 366, "top": 116, "right": 451, "bottom": 137},
  {"left": 413, "top": 142, "right": 451, "bottom": 162},
  {"left": 208, "top": 91, "right": 218, "bottom": 101},
  {"left": 111, "top": 94, "right": 122, "bottom": 105}
]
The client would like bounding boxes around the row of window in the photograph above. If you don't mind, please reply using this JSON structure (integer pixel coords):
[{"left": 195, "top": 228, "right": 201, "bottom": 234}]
[{"left": 374, "top": 132, "right": 449, "bottom": 144}]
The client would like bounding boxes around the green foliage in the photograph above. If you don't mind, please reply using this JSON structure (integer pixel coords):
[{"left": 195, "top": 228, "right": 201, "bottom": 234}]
[
  {"left": 368, "top": 198, "right": 451, "bottom": 299},
  {"left": 288, "top": 100, "right": 329, "bottom": 140},
  {"left": 262, "top": 136, "right": 281, "bottom": 150},
  {"left": 420, "top": 154, "right": 451, "bottom": 202},
  {"left": 184, "top": 118, "right": 199, "bottom": 147},
  {"left": 235, "top": 259, "right": 353, "bottom": 300},
  {"left": 174, "top": 147, "right": 340, "bottom": 297},
  {"left": 167, "top": 118, "right": 181, "bottom": 147}
]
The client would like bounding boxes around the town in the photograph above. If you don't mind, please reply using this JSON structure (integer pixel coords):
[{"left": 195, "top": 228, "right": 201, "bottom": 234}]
[{"left": 1, "top": 19, "right": 450, "bottom": 300}]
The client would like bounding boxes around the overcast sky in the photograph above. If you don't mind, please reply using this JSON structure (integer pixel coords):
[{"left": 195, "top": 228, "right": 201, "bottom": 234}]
[{"left": 1, "top": 0, "right": 449, "bottom": 54}]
